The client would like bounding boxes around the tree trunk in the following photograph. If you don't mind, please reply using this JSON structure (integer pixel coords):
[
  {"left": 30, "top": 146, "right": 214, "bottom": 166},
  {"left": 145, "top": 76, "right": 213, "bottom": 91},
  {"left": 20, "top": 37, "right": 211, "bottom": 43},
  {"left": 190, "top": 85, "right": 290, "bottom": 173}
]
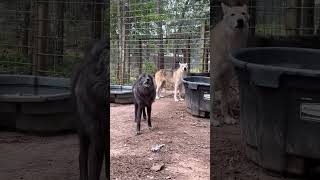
[
  {"left": 248, "top": 0, "right": 256, "bottom": 36},
  {"left": 56, "top": 1, "right": 64, "bottom": 65},
  {"left": 92, "top": 0, "right": 103, "bottom": 39},
  {"left": 286, "top": 0, "right": 299, "bottom": 35},
  {"left": 157, "top": 0, "right": 164, "bottom": 69},
  {"left": 23, "top": 2, "right": 31, "bottom": 58},
  {"left": 37, "top": 0, "right": 49, "bottom": 75},
  {"left": 300, "top": 0, "right": 314, "bottom": 35}
]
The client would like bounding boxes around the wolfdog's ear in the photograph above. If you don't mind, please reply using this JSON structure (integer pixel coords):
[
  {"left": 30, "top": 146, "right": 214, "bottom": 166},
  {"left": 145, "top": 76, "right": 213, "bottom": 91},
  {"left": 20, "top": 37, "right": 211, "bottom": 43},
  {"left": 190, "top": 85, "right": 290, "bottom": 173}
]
[
  {"left": 221, "top": 3, "right": 230, "bottom": 15},
  {"left": 243, "top": 4, "right": 248, "bottom": 12},
  {"left": 242, "top": 4, "right": 250, "bottom": 19}
]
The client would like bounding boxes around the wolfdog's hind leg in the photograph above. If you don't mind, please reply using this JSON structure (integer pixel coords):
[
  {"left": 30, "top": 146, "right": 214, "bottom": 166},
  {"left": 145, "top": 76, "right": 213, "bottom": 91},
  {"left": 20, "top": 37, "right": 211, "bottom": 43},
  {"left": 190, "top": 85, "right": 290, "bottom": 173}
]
[
  {"left": 134, "top": 103, "right": 138, "bottom": 122},
  {"left": 88, "top": 132, "right": 104, "bottom": 180},
  {"left": 79, "top": 132, "right": 89, "bottom": 180},
  {"left": 142, "top": 107, "right": 147, "bottom": 121},
  {"left": 156, "top": 81, "right": 163, "bottom": 99},
  {"left": 147, "top": 106, "right": 152, "bottom": 128},
  {"left": 178, "top": 84, "right": 184, "bottom": 101}
]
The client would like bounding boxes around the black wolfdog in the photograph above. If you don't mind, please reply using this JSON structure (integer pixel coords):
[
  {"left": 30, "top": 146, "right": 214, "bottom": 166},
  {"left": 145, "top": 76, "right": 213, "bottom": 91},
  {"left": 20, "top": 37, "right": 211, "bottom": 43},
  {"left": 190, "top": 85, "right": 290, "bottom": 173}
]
[
  {"left": 133, "top": 73, "right": 156, "bottom": 135},
  {"left": 71, "top": 40, "right": 109, "bottom": 180}
]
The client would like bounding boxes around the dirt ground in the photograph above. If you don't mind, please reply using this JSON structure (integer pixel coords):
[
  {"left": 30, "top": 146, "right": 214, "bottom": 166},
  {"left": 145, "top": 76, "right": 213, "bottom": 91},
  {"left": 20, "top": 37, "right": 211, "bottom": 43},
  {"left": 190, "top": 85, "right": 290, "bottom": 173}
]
[
  {"left": 110, "top": 97, "right": 210, "bottom": 180},
  {"left": 212, "top": 111, "right": 300, "bottom": 180},
  {"left": 0, "top": 96, "right": 209, "bottom": 180}
]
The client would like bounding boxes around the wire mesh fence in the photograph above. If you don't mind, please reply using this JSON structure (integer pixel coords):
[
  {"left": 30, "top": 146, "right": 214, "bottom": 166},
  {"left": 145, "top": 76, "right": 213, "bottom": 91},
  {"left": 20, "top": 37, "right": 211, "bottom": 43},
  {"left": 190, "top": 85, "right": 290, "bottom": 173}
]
[
  {"left": 0, "top": 0, "right": 108, "bottom": 77},
  {"left": 1, "top": 0, "right": 320, "bottom": 82},
  {"left": 110, "top": 0, "right": 210, "bottom": 85},
  {"left": 212, "top": 0, "right": 320, "bottom": 37}
]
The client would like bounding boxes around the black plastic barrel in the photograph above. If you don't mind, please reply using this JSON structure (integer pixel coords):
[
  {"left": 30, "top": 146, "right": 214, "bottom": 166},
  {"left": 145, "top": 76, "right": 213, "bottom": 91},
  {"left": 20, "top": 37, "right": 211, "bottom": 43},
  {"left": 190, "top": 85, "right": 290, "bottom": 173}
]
[
  {"left": 182, "top": 76, "right": 210, "bottom": 118},
  {"left": 230, "top": 47, "right": 320, "bottom": 176}
]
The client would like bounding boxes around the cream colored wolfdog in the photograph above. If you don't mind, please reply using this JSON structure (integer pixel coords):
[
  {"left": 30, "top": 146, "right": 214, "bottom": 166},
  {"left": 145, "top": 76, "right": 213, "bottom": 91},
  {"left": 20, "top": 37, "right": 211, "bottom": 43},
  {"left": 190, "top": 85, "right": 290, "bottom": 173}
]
[
  {"left": 155, "top": 63, "right": 188, "bottom": 102},
  {"left": 211, "top": 3, "right": 249, "bottom": 125}
]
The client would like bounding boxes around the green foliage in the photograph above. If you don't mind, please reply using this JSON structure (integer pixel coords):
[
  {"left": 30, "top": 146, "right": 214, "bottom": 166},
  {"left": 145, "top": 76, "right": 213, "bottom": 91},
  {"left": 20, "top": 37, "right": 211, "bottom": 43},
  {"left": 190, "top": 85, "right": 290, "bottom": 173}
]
[
  {"left": 0, "top": 50, "right": 32, "bottom": 75},
  {"left": 143, "top": 59, "right": 157, "bottom": 75}
]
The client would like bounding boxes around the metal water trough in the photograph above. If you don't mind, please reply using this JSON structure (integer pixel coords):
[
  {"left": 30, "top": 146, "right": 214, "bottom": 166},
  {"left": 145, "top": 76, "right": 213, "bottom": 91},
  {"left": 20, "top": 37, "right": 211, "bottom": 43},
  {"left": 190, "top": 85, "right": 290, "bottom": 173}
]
[
  {"left": 0, "top": 74, "right": 76, "bottom": 134},
  {"left": 110, "top": 85, "right": 133, "bottom": 104}
]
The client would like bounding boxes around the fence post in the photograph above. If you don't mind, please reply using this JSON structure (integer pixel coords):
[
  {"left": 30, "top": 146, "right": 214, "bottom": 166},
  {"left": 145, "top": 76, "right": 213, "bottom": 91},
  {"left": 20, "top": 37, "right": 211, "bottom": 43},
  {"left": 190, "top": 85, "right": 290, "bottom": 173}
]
[
  {"left": 201, "top": 21, "right": 206, "bottom": 72},
  {"left": 38, "top": 0, "right": 49, "bottom": 75},
  {"left": 184, "top": 36, "right": 191, "bottom": 71}
]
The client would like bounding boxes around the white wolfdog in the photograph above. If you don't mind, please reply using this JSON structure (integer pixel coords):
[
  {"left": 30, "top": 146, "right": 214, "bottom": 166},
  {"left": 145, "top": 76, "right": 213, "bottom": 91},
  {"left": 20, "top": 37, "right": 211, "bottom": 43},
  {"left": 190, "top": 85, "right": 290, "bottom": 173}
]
[
  {"left": 155, "top": 63, "right": 188, "bottom": 102},
  {"left": 211, "top": 3, "right": 249, "bottom": 125}
]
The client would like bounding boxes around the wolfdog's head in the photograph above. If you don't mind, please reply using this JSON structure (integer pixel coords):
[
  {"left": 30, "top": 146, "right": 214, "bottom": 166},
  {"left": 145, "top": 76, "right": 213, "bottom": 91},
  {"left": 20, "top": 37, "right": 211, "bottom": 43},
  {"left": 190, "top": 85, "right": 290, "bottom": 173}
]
[
  {"left": 221, "top": 3, "right": 249, "bottom": 31},
  {"left": 137, "top": 73, "right": 154, "bottom": 88},
  {"left": 178, "top": 62, "right": 188, "bottom": 72}
]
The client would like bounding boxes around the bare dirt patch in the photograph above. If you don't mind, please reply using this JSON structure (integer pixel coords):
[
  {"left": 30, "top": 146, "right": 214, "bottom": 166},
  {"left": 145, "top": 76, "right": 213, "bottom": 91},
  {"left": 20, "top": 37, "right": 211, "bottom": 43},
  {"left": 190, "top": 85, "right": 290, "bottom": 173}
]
[
  {"left": 111, "top": 97, "right": 210, "bottom": 180},
  {"left": 212, "top": 114, "right": 300, "bottom": 180},
  {"left": 0, "top": 97, "right": 209, "bottom": 180}
]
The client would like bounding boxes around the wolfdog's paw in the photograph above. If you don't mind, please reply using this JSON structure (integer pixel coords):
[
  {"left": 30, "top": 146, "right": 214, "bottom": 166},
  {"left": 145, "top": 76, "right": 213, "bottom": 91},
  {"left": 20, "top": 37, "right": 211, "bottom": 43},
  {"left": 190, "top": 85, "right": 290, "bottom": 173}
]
[
  {"left": 224, "top": 116, "right": 237, "bottom": 125},
  {"left": 156, "top": 96, "right": 160, "bottom": 100},
  {"left": 136, "top": 131, "right": 141, "bottom": 136},
  {"left": 179, "top": 98, "right": 184, "bottom": 101},
  {"left": 174, "top": 99, "right": 179, "bottom": 102}
]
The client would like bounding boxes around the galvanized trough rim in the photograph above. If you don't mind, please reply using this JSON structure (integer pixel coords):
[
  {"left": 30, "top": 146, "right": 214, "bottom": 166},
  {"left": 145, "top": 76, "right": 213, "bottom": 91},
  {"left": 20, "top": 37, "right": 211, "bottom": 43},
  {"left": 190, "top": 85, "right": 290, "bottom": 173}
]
[{"left": 0, "top": 74, "right": 70, "bottom": 102}]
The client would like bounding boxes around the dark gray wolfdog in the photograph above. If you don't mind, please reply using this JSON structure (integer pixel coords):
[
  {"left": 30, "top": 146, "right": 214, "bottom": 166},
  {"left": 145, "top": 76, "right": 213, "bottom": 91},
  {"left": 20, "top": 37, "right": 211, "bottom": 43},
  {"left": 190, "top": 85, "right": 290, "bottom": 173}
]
[
  {"left": 133, "top": 73, "right": 156, "bottom": 135},
  {"left": 71, "top": 40, "right": 109, "bottom": 180}
]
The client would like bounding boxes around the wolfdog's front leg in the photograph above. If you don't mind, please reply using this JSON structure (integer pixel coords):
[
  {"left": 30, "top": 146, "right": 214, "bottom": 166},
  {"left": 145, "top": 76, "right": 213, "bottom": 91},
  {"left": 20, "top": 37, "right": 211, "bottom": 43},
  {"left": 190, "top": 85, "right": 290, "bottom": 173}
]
[
  {"left": 221, "top": 84, "right": 236, "bottom": 125},
  {"left": 134, "top": 103, "right": 138, "bottom": 122},
  {"left": 136, "top": 105, "right": 142, "bottom": 135},
  {"left": 142, "top": 107, "right": 147, "bottom": 121},
  {"left": 88, "top": 132, "right": 104, "bottom": 180},
  {"left": 174, "top": 82, "right": 179, "bottom": 101},
  {"left": 178, "top": 84, "right": 184, "bottom": 101},
  {"left": 147, "top": 105, "right": 152, "bottom": 128},
  {"left": 79, "top": 133, "right": 89, "bottom": 180}
]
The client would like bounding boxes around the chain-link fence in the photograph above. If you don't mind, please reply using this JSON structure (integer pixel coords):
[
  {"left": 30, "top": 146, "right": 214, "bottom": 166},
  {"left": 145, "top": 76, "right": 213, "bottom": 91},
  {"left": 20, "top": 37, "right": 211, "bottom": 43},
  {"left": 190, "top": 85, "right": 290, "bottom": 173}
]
[{"left": 0, "top": 0, "right": 108, "bottom": 77}]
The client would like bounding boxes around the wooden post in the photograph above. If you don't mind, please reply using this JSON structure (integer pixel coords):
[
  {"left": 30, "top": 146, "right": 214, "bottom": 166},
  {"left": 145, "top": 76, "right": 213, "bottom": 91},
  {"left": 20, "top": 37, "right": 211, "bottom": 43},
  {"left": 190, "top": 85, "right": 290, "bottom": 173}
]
[
  {"left": 300, "top": 0, "right": 314, "bottom": 35},
  {"left": 92, "top": 0, "right": 103, "bottom": 39},
  {"left": 314, "top": 0, "right": 320, "bottom": 34},
  {"left": 201, "top": 21, "right": 206, "bottom": 72},
  {"left": 183, "top": 37, "right": 191, "bottom": 71},
  {"left": 157, "top": 0, "right": 164, "bottom": 69},
  {"left": 23, "top": 2, "right": 31, "bottom": 58},
  {"left": 31, "top": 0, "right": 38, "bottom": 75},
  {"left": 39, "top": 0, "right": 49, "bottom": 74},
  {"left": 56, "top": 0, "right": 64, "bottom": 64},
  {"left": 286, "top": 0, "right": 299, "bottom": 35},
  {"left": 248, "top": 0, "right": 256, "bottom": 36},
  {"left": 32, "top": 0, "right": 49, "bottom": 76},
  {"left": 127, "top": 48, "right": 130, "bottom": 82}
]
